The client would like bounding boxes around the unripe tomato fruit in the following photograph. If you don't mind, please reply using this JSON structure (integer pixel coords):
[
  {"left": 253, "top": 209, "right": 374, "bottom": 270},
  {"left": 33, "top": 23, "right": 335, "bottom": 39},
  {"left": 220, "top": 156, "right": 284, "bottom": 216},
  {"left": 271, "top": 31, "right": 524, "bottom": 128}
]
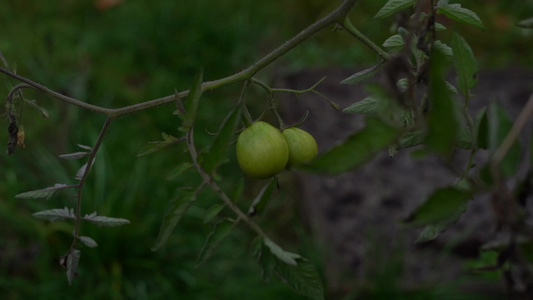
[
  {"left": 236, "top": 121, "right": 289, "bottom": 179},
  {"left": 282, "top": 127, "right": 318, "bottom": 167}
]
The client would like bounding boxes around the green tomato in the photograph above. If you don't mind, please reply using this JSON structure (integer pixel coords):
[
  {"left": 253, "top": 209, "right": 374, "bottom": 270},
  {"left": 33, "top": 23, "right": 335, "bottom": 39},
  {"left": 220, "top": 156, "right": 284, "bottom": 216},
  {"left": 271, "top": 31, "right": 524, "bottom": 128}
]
[
  {"left": 282, "top": 127, "right": 318, "bottom": 167},
  {"left": 236, "top": 121, "right": 289, "bottom": 179}
]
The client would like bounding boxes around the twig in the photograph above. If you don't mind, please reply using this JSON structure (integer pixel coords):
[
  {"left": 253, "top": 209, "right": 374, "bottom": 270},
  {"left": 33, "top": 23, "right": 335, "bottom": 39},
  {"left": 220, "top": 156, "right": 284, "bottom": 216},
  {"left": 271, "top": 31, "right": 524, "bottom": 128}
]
[
  {"left": 341, "top": 17, "right": 392, "bottom": 62},
  {"left": 68, "top": 117, "right": 114, "bottom": 252},
  {"left": 0, "top": 0, "right": 359, "bottom": 119}
]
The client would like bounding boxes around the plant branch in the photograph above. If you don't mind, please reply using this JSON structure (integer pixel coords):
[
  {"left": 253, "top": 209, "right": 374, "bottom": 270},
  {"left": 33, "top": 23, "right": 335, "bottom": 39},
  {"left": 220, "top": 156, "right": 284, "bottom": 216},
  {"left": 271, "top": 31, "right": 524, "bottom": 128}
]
[
  {"left": 186, "top": 127, "right": 269, "bottom": 239},
  {"left": 68, "top": 116, "right": 113, "bottom": 252},
  {"left": 341, "top": 17, "right": 392, "bottom": 62},
  {"left": 0, "top": 0, "right": 359, "bottom": 119}
]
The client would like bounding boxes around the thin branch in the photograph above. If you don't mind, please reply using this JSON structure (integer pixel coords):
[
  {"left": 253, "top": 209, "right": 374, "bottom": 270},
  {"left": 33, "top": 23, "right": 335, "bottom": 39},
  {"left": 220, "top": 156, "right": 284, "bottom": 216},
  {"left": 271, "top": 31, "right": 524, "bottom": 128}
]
[
  {"left": 0, "top": 0, "right": 359, "bottom": 119},
  {"left": 68, "top": 116, "right": 114, "bottom": 252},
  {"left": 0, "top": 67, "right": 113, "bottom": 115},
  {"left": 341, "top": 17, "right": 392, "bottom": 62},
  {"left": 186, "top": 127, "right": 269, "bottom": 239}
]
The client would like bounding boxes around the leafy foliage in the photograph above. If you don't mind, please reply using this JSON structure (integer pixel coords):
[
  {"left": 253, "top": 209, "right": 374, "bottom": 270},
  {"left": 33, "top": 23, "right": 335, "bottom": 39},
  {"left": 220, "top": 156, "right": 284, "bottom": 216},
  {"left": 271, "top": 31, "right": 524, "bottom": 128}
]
[{"left": 301, "top": 117, "right": 400, "bottom": 174}]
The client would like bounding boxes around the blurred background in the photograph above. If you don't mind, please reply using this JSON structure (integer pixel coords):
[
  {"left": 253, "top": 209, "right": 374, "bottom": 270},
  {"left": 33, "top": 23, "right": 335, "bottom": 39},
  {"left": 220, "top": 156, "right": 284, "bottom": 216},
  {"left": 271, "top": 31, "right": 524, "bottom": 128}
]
[{"left": 0, "top": 0, "right": 532, "bottom": 299}]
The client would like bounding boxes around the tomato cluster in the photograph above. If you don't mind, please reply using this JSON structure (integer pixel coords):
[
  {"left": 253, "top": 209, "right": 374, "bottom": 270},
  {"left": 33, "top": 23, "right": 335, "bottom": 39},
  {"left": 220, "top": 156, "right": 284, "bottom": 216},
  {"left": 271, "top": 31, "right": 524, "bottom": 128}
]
[{"left": 236, "top": 121, "right": 317, "bottom": 179}]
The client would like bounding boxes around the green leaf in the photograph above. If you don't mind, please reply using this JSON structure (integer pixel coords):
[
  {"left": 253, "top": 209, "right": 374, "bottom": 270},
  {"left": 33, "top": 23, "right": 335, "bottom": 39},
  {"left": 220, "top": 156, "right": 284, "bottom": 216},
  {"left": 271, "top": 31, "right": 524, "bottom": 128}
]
[
  {"left": 203, "top": 203, "right": 225, "bottom": 223},
  {"left": 399, "top": 130, "right": 426, "bottom": 148},
  {"left": 456, "top": 127, "right": 473, "bottom": 149},
  {"left": 33, "top": 207, "right": 75, "bottom": 222},
  {"left": 382, "top": 34, "right": 405, "bottom": 50},
  {"left": 445, "top": 81, "right": 458, "bottom": 94},
  {"left": 435, "top": 23, "right": 447, "bottom": 31},
  {"left": 301, "top": 117, "right": 400, "bottom": 174},
  {"left": 405, "top": 187, "right": 473, "bottom": 226},
  {"left": 415, "top": 202, "right": 466, "bottom": 243},
  {"left": 179, "top": 70, "right": 204, "bottom": 132},
  {"left": 487, "top": 102, "right": 521, "bottom": 177},
  {"left": 340, "top": 62, "right": 384, "bottom": 85},
  {"left": 58, "top": 152, "right": 89, "bottom": 160},
  {"left": 451, "top": 32, "right": 478, "bottom": 95},
  {"left": 517, "top": 17, "right": 533, "bottom": 29},
  {"left": 137, "top": 132, "right": 181, "bottom": 157},
  {"left": 434, "top": 40, "right": 453, "bottom": 57},
  {"left": 166, "top": 162, "right": 193, "bottom": 180},
  {"left": 248, "top": 179, "right": 276, "bottom": 216},
  {"left": 343, "top": 96, "right": 381, "bottom": 115},
  {"left": 375, "top": 0, "right": 416, "bottom": 19},
  {"left": 264, "top": 238, "right": 300, "bottom": 266},
  {"left": 15, "top": 183, "right": 72, "bottom": 200},
  {"left": 151, "top": 190, "right": 196, "bottom": 251},
  {"left": 199, "top": 104, "right": 242, "bottom": 174},
  {"left": 437, "top": 3, "right": 485, "bottom": 30},
  {"left": 83, "top": 213, "right": 130, "bottom": 227},
  {"left": 425, "top": 51, "right": 458, "bottom": 156},
  {"left": 79, "top": 236, "right": 98, "bottom": 248},
  {"left": 66, "top": 249, "right": 80, "bottom": 285},
  {"left": 196, "top": 218, "right": 234, "bottom": 266},
  {"left": 257, "top": 239, "right": 324, "bottom": 300}
]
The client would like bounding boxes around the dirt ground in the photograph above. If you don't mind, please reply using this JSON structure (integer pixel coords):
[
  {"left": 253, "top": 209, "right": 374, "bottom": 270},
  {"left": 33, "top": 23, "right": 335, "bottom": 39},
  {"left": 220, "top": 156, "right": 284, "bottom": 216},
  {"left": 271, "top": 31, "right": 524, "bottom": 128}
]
[{"left": 276, "top": 67, "right": 533, "bottom": 295}]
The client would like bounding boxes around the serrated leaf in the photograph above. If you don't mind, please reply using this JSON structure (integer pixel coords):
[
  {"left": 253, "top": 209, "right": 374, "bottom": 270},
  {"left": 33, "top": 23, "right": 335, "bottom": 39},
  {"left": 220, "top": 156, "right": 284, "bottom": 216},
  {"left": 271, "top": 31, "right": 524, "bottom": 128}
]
[
  {"left": 257, "top": 238, "right": 324, "bottom": 300},
  {"left": 196, "top": 218, "right": 234, "bottom": 266},
  {"left": 300, "top": 117, "right": 400, "bottom": 175},
  {"left": 199, "top": 104, "right": 242, "bottom": 174},
  {"left": 179, "top": 70, "right": 203, "bottom": 131},
  {"left": 248, "top": 179, "right": 276, "bottom": 216},
  {"left": 79, "top": 236, "right": 98, "bottom": 248},
  {"left": 399, "top": 130, "right": 426, "bottom": 148},
  {"left": 151, "top": 190, "right": 197, "bottom": 251},
  {"left": 83, "top": 213, "right": 130, "bottom": 227},
  {"left": 437, "top": 3, "right": 485, "bottom": 30},
  {"left": 382, "top": 34, "right": 405, "bottom": 50},
  {"left": 517, "top": 17, "right": 533, "bottom": 29},
  {"left": 75, "top": 162, "right": 89, "bottom": 181},
  {"left": 343, "top": 96, "right": 381, "bottom": 115},
  {"left": 340, "top": 62, "right": 384, "bottom": 85},
  {"left": 137, "top": 133, "right": 180, "bottom": 157},
  {"left": 273, "top": 256, "right": 324, "bottom": 300},
  {"left": 166, "top": 162, "right": 193, "bottom": 180},
  {"left": 66, "top": 249, "right": 80, "bottom": 285},
  {"left": 204, "top": 203, "right": 225, "bottom": 223},
  {"left": 59, "top": 152, "right": 89, "bottom": 160},
  {"left": 33, "top": 207, "right": 75, "bottom": 222},
  {"left": 451, "top": 32, "right": 478, "bottom": 95},
  {"left": 405, "top": 187, "right": 473, "bottom": 226},
  {"left": 415, "top": 202, "right": 466, "bottom": 243},
  {"left": 375, "top": 0, "right": 416, "bottom": 19},
  {"left": 264, "top": 238, "right": 301, "bottom": 266},
  {"left": 425, "top": 51, "right": 458, "bottom": 156},
  {"left": 16, "top": 183, "right": 72, "bottom": 200}
]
